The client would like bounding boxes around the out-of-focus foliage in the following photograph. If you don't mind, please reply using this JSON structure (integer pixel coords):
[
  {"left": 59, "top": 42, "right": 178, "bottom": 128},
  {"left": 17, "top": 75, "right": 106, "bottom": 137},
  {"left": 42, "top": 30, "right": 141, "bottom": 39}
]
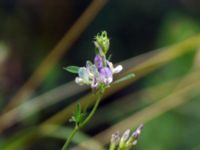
[{"left": 137, "top": 12, "right": 200, "bottom": 150}]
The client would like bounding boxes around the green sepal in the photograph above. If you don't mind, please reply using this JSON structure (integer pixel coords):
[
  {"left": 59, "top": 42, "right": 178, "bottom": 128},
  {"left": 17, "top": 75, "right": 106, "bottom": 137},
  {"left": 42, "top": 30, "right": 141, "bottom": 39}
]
[
  {"left": 63, "top": 66, "right": 80, "bottom": 74},
  {"left": 107, "top": 54, "right": 112, "bottom": 61}
]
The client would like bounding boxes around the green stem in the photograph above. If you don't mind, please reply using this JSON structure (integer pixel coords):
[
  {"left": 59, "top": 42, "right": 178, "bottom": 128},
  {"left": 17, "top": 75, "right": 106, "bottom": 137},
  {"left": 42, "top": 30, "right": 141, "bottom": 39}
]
[
  {"left": 109, "top": 143, "right": 116, "bottom": 150},
  {"left": 61, "top": 91, "right": 103, "bottom": 150},
  {"left": 61, "top": 125, "right": 78, "bottom": 150},
  {"left": 79, "top": 93, "right": 102, "bottom": 128}
]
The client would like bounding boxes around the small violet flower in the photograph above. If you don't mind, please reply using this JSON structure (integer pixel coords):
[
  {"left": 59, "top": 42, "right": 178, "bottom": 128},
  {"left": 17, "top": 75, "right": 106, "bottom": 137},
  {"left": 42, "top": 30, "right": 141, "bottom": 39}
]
[
  {"left": 74, "top": 31, "right": 123, "bottom": 89},
  {"left": 75, "top": 62, "right": 99, "bottom": 88},
  {"left": 94, "top": 55, "right": 103, "bottom": 70},
  {"left": 75, "top": 57, "right": 122, "bottom": 88},
  {"left": 99, "top": 67, "right": 113, "bottom": 85}
]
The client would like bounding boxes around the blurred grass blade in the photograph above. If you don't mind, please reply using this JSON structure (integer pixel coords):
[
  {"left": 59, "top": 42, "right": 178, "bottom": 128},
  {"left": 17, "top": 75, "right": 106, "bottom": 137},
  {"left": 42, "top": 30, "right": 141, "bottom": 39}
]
[
  {"left": 41, "top": 125, "right": 105, "bottom": 150},
  {"left": 1, "top": 125, "right": 105, "bottom": 150}
]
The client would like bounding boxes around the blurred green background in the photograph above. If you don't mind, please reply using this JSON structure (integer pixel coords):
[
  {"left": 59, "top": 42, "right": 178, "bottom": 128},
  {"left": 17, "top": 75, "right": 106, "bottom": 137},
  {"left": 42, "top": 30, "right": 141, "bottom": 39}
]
[{"left": 0, "top": 0, "right": 200, "bottom": 150}]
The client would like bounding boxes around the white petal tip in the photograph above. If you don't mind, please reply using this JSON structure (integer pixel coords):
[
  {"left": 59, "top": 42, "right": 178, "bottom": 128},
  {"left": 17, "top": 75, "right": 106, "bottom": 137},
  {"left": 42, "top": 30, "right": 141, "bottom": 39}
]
[
  {"left": 75, "top": 77, "right": 84, "bottom": 85},
  {"left": 114, "top": 65, "right": 123, "bottom": 73}
]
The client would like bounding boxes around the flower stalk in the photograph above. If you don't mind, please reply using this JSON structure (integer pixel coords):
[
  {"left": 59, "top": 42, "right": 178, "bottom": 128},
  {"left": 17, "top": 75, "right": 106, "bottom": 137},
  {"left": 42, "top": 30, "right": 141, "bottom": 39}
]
[
  {"left": 62, "top": 31, "right": 124, "bottom": 149},
  {"left": 61, "top": 90, "right": 104, "bottom": 150}
]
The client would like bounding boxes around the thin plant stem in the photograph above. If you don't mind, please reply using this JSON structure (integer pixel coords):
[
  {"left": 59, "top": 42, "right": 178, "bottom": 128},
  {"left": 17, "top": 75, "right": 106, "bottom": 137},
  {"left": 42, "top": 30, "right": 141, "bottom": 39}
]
[
  {"left": 61, "top": 125, "right": 78, "bottom": 150},
  {"left": 61, "top": 91, "right": 103, "bottom": 150},
  {"left": 79, "top": 93, "right": 102, "bottom": 128},
  {"left": 109, "top": 144, "right": 115, "bottom": 150}
]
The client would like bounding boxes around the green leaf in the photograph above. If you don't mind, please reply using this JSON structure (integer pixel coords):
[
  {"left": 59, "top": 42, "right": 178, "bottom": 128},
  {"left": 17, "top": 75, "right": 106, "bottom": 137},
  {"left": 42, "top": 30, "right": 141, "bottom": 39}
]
[
  {"left": 70, "top": 103, "right": 87, "bottom": 125},
  {"left": 63, "top": 66, "right": 80, "bottom": 74},
  {"left": 114, "top": 73, "right": 135, "bottom": 84},
  {"left": 73, "top": 103, "right": 86, "bottom": 125},
  {"left": 75, "top": 103, "right": 81, "bottom": 119}
]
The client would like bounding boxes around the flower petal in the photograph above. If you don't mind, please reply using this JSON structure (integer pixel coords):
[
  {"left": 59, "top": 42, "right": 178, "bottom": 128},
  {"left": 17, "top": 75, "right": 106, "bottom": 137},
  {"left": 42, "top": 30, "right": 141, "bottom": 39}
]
[
  {"left": 113, "top": 65, "right": 123, "bottom": 74},
  {"left": 75, "top": 77, "right": 84, "bottom": 85},
  {"left": 90, "top": 65, "right": 99, "bottom": 75},
  {"left": 94, "top": 55, "right": 103, "bottom": 70},
  {"left": 99, "top": 67, "right": 113, "bottom": 84},
  {"left": 107, "top": 61, "right": 114, "bottom": 70},
  {"left": 91, "top": 77, "right": 98, "bottom": 88},
  {"left": 78, "top": 67, "right": 89, "bottom": 82}
]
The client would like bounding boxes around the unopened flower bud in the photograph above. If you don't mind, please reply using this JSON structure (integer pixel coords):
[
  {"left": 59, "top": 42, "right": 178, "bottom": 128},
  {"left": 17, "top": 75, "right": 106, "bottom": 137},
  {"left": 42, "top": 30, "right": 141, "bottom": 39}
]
[
  {"left": 132, "top": 124, "right": 143, "bottom": 139},
  {"left": 125, "top": 124, "right": 144, "bottom": 149},
  {"left": 119, "top": 129, "right": 131, "bottom": 149},
  {"left": 121, "top": 129, "right": 131, "bottom": 142},
  {"left": 94, "top": 31, "right": 110, "bottom": 55},
  {"left": 111, "top": 131, "right": 120, "bottom": 145}
]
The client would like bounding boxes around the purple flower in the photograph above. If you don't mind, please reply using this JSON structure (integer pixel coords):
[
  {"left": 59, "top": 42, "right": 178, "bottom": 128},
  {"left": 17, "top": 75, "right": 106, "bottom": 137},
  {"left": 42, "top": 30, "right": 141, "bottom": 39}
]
[
  {"left": 73, "top": 31, "right": 124, "bottom": 89},
  {"left": 99, "top": 67, "right": 113, "bottom": 85},
  {"left": 75, "top": 55, "right": 123, "bottom": 89},
  {"left": 94, "top": 55, "right": 103, "bottom": 70}
]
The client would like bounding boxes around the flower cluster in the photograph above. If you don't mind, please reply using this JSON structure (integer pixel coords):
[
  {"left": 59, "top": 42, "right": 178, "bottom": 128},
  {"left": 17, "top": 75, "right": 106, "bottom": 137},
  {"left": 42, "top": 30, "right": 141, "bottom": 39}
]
[
  {"left": 75, "top": 31, "right": 123, "bottom": 89},
  {"left": 109, "top": 124, "right": 143, "bottom": 150}
]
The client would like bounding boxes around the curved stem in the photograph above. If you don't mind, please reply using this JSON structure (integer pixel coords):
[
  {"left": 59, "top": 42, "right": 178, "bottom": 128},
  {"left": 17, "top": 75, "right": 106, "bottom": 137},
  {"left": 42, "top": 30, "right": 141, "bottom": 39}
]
[
  {"left": 79, "top": 93, "right": 102, "bottom": 128},
  {"left": 61, "top": 126, "right": 78, "bottom": 150},
  {"left": 61, "top": 91, "right": 103, "bottom": 150}
]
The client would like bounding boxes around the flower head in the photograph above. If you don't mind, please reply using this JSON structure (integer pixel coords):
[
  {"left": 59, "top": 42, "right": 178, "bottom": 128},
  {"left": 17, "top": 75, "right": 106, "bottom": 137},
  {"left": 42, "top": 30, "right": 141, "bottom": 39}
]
[{"left": 72, "top": 31, "right": 123, "bottom": 90}]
